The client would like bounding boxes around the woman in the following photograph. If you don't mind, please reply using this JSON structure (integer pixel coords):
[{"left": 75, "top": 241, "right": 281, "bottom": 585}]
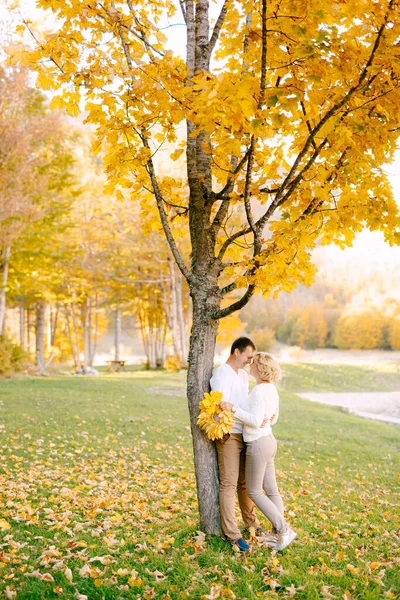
[{"left": 220, "top": 352, "right": 296, "bottom": 551}]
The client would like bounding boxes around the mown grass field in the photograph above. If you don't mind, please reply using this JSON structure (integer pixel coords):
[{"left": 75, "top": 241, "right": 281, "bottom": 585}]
[{"left": 0, "top": 362, "right": 399, "bottom": 599}]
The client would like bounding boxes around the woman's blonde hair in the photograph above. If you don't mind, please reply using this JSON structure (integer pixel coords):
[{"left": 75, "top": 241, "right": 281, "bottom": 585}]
[{"left": 254, "top": 352, "right": 281, "bottom": 383}]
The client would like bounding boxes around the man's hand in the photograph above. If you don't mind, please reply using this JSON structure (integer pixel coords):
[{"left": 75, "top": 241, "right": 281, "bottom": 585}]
[{"left": 220, "top": 401, "right": 233, "bottom": 411}]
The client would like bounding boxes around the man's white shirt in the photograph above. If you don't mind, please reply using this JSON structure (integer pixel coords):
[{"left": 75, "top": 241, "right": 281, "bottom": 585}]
[{"left": 210, "top": 363, "right": 249, "bottom": 434}]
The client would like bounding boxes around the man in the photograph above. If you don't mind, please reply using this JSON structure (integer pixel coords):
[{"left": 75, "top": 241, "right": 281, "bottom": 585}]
[{"left": 211, "top": 336, "right": 266, "bottom": 552}]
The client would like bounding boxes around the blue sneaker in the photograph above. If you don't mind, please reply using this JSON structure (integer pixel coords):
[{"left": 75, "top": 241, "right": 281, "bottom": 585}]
[{"left": 230, "top": 537, "right": 250, "bottom": 553}]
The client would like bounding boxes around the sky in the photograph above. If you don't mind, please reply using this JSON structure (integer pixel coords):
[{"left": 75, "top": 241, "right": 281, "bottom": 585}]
[{"left": 1, "top": 0, "right": 400, "bottom": 264}]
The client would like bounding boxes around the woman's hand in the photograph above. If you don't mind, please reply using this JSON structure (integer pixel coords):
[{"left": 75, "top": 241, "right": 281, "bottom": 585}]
[
  {"left": 220, "top": 401, "right": 233, "bottom": 411},
  {"left": 260, "top": 412, "right": 277, "bottom": 427}
]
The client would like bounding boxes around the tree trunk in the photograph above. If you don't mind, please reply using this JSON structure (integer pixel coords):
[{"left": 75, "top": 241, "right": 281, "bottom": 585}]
[
  {"left": 115, "top": 306, "right": 121, "bottom": 361},
  {"left": 64, "top": 305, "right": 79, "bottom": 369},
  {"left": 169, "top": 260, "right": 181, "bottom": 358},
  {"left": 50, "top": 304, "right": 59, "bottom": 347},
  {"left": 88, "top": 297, "right": 93, "bottom": 368},
  {"left": 47, "top": 304, "right": 52, "bottom": 353},
  {"left": 27, "top": 308, "right": 31, "bottom": 360},
  {"left": 35, "top": 301, "right": 46, "bottom": 371},
  {"left": 176, "top": 271, "right": 188, "bottom": 366},
  {"left": 187, "top": 289, "right": 221, "bottom": 535},
  {"left": 0, "top": 246, "right": 11, "bottom": 335},
  {"left": 81, "top": 298, "right": 90, "bottom": 371},
  {"left": 90, "top": 295, "right": 98, "bottom": 367},
  {"left": 70, "top": 304, "right": 82, "bottom": 370},
  {"left": 19, "top": 298, "right": 25, "bottom": 350}
]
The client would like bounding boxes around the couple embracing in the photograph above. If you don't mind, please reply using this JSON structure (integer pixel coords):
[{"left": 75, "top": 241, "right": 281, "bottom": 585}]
[{"left": 210, "top": 337, "right": 296, "bottom": 552}]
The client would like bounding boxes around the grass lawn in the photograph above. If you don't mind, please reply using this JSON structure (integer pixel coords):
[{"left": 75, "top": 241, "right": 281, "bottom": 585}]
[{"left": 0, "top": 363, "right": 399, "bottom": 599}]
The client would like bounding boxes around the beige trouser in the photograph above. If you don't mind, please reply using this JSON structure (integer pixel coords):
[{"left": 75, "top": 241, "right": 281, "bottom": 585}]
[
  {"left": 215, "top": 433, "right": 259, "bottom": 541},
  {"left": 245, "top": 434, "right": 287, "bottom": 534}
]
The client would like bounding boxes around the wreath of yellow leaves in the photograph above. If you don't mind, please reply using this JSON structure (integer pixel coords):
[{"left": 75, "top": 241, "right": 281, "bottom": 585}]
[{"left": 197, "top": 391, "right": 234, "bottom": 441}]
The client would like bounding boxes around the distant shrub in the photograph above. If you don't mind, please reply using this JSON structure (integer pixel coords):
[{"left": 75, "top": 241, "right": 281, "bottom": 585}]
[
  {"left": 164, "top": 354, "right": 182, "bottom": 372},
  {"left": 288, "top": 304, "right": 328, "bottom": 349},
  {"left": 250, "top": 326, "right": 276, "bottom": 351},
  {"left": 334, "top": 311, "right": 384, "bottom": 349},
  {"left": 276, "top": 311, "right": 299, "bottom": 344},
  {"left": 0, "top": 336, "right": 25, "bottom": 376},
  {"left": 388, "top": 317, "right": 400, "bottom": 350}
]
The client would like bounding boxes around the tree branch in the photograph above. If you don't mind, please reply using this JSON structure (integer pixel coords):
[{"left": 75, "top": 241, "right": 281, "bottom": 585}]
[
  {"left": 212, "top": 284, "right": 255, "bottom": 319},
  {"left": 179, "top": 0, "right": 187, "bottom": 24},
  {"left": 141, "top": 135, "right": 193, "bottom": 283},
  {"left": 123, "top": 0, "right": 164, "bottom": 57},
  {"left": 208, "top": 0, "right": 230, "bottom": 59},
  {"left": 217, "top": 225, "right": 252, "bottom": 261}
]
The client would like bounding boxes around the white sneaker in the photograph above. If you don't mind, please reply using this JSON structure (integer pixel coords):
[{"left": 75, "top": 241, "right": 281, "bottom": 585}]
[
  {"left": 275, "top": 528, "right": 297, "bottom": 551},
  {"left": 258, "top": 533, "right": 278, "bottom": 547}
]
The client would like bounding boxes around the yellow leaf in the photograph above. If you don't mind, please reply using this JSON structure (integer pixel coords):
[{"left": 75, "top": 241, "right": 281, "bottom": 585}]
[
  {"left": 170, "top": 148, "right": 184, "bottom": 161},
  {"left": 66, "top": 102, "right": 80, "bottom": 117},
  {"left": 49, "top": 96, "right": 65, "bottom": 111},
  {"left": 53, "top": 586, "right": 63, "bottom": 595},
  {"left": 0, "top": 519, "right": 11, "bottom": 530}
]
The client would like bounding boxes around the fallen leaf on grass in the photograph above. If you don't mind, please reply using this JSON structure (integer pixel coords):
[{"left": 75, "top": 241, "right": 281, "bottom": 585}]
[
  {"left": 321, "top": 585, "right": 336, "bottom": 599},
  {"left": 53, "top": 586, "right": 64, "bottom": 595},
  {"left": 4, "top": 586, "right": 17, "bottom": 599},
  {"left": 203, "top": 584, "right": 236, "bottom": 599},
  {"left": 146, "top": 568, "right": 166, "bottom": 582},
  {"left": 286, "top": 584, "right": 297, "bottom": 597}
]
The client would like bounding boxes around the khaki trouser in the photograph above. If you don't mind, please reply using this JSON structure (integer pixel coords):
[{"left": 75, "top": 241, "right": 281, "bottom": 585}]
[
  {"left": 245, "top": 434, "right": 287, "bottom": 534},
  {"left": 215, "top": 433, "right": 259, "bottom": 541}
]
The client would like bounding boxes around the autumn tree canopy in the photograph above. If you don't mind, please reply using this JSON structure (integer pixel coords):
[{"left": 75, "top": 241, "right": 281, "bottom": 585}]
[{"left": 7, "top": 0, "right": 400, "bottom": 533}]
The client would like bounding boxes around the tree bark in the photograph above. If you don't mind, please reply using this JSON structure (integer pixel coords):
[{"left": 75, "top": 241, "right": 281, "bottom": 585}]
[
  {"left": 0, "top": 246, "right": 11, "bottom": 335},
  {"left": 187, "top": 287, "right": 221, "bottom": 535},
  {"left": 35, "top": 301, "right": 46, "bottom": 371}
]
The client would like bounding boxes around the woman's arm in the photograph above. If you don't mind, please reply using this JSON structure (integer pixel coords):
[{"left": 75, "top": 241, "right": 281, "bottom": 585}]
[{"left": 223, "top": 386, "right": 278, "bottom": 428}]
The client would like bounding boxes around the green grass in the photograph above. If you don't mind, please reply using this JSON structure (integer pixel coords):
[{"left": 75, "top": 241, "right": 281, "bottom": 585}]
[{"left": 0, "top": 364, "right": 399, "bottom": 599}]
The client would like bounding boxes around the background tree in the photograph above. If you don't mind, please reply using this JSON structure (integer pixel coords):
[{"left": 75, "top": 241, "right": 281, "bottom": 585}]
[
  {"left": 334, "top": 310, "right": 385, "bottom": 350},
  {"left": 0, "top": 66, "right": 76, "bottom": 338},
  {"left": 9, "top": 0, "right": 400, "bottom": 533}
]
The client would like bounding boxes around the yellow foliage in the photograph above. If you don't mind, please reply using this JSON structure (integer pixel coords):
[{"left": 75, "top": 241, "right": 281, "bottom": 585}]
[
  {"left": 289, "top": 304, "right": 328, "bottom": 349},
  {"left": 388, "top": 317, "right": 400, "bottom": 350},
  {"left": 164, "top": 355, "right": 182, "bottom": 372},
  {"left": 9, "top": 0, "right": 400, "bottom": 309},
  {"left": 216, "top": 313, "right": 246, "bottom": 345},
  {"left": 334, "top": 311, "right": 384, "bottom": 350},
  {"left": 197, "top": 391, "right": 234, "bottom": 441},
  {"left": 249, "top": 327, "right": 276, "bottom": 351}
]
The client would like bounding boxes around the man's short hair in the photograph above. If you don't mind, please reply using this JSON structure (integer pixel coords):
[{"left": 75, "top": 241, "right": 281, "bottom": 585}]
[{"left": 230, "top": 337, "right": 256, "bottom": 355}]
